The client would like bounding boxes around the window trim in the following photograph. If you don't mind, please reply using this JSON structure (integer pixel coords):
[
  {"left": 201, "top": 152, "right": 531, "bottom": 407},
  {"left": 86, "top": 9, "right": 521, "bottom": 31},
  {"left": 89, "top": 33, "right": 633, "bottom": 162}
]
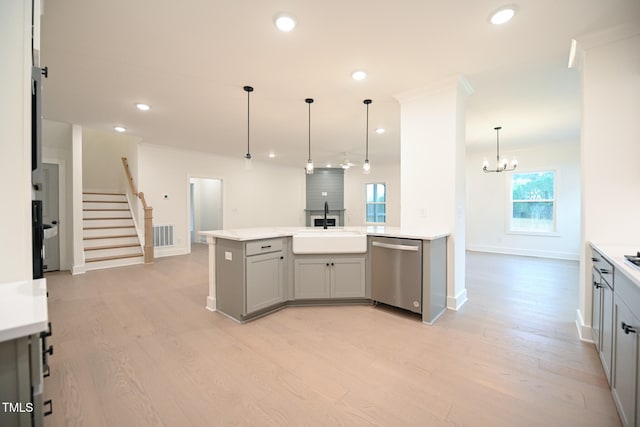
[
  {"left": 365, "top": 182, "right": 386, "bottom": 225},
  {"left": 506, "top": 169, "right": 558, "bottom": 236}
]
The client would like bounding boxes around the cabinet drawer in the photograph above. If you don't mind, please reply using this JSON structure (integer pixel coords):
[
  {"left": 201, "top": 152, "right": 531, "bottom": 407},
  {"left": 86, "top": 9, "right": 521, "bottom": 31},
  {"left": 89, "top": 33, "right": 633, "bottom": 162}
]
[
  {"left": 246, "top": 238, "right": 283, "bottom": 256},
  {"left": 591, "top": 248, "right": 614, "bottom": 286}
]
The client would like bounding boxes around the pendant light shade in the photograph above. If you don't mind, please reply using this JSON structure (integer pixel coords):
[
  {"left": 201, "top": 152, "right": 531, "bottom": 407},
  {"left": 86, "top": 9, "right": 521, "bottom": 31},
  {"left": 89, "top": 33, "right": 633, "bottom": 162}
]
[
  {"left": 363, "top": 99, "right": 372, "bottom": 174},
  {"left": 482, "top": 126, "right": 518, "bottom": 173},
  {"left": 243, "top": 85, "right": 253, "bottom": 170},
  {"left": 305, "top": 98, "right": 314, "bottom": 174}
]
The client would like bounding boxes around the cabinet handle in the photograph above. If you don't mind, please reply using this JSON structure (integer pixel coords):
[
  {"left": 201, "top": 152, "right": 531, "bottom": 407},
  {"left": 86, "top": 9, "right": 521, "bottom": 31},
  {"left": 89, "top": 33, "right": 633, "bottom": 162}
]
[
  {"left": 331, "top": 262, "right": 334, "bottom": 266},
  {"left": 44, "top": 399, "right": 53, "bottom": 416},
  {"left": 599, "top": 268, "right": 611, "bottom": 275},
  {"left": 593, "top": 281, "right": 603, "bottom": 289},
  {"left": 261, "top": 245, "right": 272, "bottom": 249},
  {"left": 622, "top": 322, "right": 637, "bottom": 334},
  {"left": 43, "top": 344, "right": 53, "bottom": 357},
  {"left": 280, "top": 256, "right": 284, "bottom": 260},
  {"left": 591, "top": 257, "right": 599, "bottom": 262},
  {"left": 326, "top": 263, "right": 330, "bottom": 266}
]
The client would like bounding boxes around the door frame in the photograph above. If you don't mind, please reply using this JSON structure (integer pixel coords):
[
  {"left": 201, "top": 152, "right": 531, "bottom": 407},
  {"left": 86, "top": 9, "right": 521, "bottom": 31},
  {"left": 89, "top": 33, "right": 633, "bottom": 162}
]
[
  {"left": 42, "top": 157, "right": 68, "bottom": 270},
  {"left": 186, "top": 174, "right": 224, "bottom": 250}
]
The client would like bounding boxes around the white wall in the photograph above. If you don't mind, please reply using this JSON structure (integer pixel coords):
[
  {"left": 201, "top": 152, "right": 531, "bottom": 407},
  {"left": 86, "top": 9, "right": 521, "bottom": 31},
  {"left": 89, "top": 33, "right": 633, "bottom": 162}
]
[
  {"left": 578, "top": 28, "right": 640, "bottom": 339},
  {"left": 344, "top": 163, "right": 400, "bottom": 227},
  {"left": 466, "top": 140, "right": 581, "bottom": 260},
  {"left": 82, "top": 127, "right": 140, "bottom": 192},
  {"left": 42, "top": 119, "right": 73, "bottom": 270},
  {"left": 138, "top": 143, "right": 306, "bottom": 257},
  {"left": 0, "top": 0, "right": 33, "bottom": 283}
]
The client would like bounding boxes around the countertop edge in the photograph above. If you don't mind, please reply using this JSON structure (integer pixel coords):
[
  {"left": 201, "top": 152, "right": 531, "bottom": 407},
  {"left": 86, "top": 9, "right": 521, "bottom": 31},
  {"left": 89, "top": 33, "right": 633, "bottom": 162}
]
[
  {"left": 590, "top": 242, "right": 640, "bottom": 289},
  {"left": 199, "top": 227, "right": 450, "bottom": 242},
  {"left": 0, "top": 278, "right": 49, "bottom": 343}
]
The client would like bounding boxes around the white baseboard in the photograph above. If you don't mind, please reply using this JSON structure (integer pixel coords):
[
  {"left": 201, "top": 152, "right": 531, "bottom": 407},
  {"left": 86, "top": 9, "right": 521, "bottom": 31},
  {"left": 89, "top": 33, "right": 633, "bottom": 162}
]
[
  {"left": 71, "top": 264, "right": 86, "bottom": 275},
  {"left": 447, "top": 289, "right": 468, "bottom": 311},
  {"left": 206, "top": 296, "right": 217, "bottom": 312},
  {"left": 575, "top": 309, "right": 594, "bottom": 343},
  {"left": 154, "top": 246, "right": 190, "bottom": 258},
  {"left": 466, "top": 245, "right": 579, "bottom": 261}
]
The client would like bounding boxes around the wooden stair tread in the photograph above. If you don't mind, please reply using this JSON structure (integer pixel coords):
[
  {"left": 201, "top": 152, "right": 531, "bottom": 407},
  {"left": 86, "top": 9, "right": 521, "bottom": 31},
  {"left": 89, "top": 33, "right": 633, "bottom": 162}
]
[
  {"left": 84, "top": 225, "right": 135, "bottom": 230},
  {"left": 83, "top": 208, "right": 130, "bottom": 211},
  {"left": 84, "top": 234, "right": 138, "bottom": 240},
  {"left": 83, "top": 192, "right": 125, "bottom": 196},
  {"left": 83, "top": 217, "right": 132, "bottom": 220},
  {"left": 85, "top": 253, "right": 143, "bottom": 263},
  {"left": 83, "top": 200, "right": 128, "bottom": 203},
  {"left": 85, "top": 243, "right": 141, "bottom": 251}
]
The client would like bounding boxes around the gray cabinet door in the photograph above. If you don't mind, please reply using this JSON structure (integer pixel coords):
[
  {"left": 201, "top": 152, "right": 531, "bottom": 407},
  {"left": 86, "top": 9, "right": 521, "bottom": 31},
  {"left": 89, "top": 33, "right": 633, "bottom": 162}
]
[
  {"left": 294, "top": 259, "right": 330, "bottom": 299},
  {"left": 612, "top": 295, "right": 638, "bottom": 427},
  {"left": 246, "top": 252, "right": 284, "bottom": 314},
  {"left": 592, "top": 269, "right": 603, "bottom": 349},
  {"left": 600, "top": 281, "right": 614, "bottom": 385},
  {"left": 331, "top": 258, "right": 365, "bottom": 298}
]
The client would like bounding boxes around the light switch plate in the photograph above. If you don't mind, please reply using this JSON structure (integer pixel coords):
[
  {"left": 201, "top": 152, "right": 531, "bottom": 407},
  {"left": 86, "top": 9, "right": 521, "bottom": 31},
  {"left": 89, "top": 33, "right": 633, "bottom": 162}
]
[{"left": 225, "top": 251, "right": 232, "bottom": 261}]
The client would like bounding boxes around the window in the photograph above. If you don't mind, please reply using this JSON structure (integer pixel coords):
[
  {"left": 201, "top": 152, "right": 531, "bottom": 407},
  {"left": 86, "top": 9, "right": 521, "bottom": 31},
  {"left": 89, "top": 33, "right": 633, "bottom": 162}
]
[
  {"left": 366, "top": 183, "right": 386, "bottom": 223},
  {"left": 510, "top": 171, "right": 555, "bottom": 233}
]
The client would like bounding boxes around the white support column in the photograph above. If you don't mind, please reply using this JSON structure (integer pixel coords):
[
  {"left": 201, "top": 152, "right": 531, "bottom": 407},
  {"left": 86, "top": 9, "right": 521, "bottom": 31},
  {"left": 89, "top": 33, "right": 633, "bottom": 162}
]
[
  {"left": 206, "top": 235, "right": 217, "bottom": 311},
  {"left": 395, "top": 75, "right": 473, "bottom": 310},
  {"left": 71, "top": 125, "right": 85, "bottom": 275}
]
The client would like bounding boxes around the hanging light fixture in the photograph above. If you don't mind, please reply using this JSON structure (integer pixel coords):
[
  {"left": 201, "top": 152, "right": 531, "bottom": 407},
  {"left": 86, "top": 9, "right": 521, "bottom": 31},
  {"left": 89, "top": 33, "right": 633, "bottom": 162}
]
[
  {"left": 363, "top": 99, "right": 372, "bottom": 174},
  {"left": 305, "top": 98, "right": 314, "bottom": 174},
  {"left": 483, "top": 126, "right": 518, "bottom": 173},
  {"left": 243, "top": 85, "right": 254, "bottom": 170}
]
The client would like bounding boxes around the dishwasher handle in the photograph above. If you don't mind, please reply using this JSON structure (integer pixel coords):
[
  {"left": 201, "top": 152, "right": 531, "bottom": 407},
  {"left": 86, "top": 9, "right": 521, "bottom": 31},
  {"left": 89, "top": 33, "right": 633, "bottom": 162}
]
[{"left": 372, "top": 241, "right": 419, "bottom": 252}]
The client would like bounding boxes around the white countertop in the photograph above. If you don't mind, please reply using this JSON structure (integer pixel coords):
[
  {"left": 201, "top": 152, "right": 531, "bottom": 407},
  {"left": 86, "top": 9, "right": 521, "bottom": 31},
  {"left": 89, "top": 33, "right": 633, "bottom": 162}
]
[
  {"left": 0, "top": 279, "right": 49, "bottom": 342},
  {"left": 199, "top": 226, "right": 449, "bottom": 242},
  {"left": 591, "top": 243, "right": 640, "bottom": 289}
]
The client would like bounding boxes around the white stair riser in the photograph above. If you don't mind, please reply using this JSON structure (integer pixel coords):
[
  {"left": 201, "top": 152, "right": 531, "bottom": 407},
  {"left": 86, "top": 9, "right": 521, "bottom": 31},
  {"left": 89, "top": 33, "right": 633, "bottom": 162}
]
[
  {"left": 83, "top": 193, "right": 127, "bottom": 202},
  {"left": 85, "top": 246, "right": 142, "bottom": 259},
  {"left": 83, "top": 201, "right": 129, "bottom": 210},
  {"left": 84, "top": 236, "right": 140, "bottom": 248},
  {"left": 83, "top": 218, "right": 134, "bottom": 228},
  {"left": 83, "top": 210, "right": 131, "bottom": 219},
  {"left": 83, "top": 227, "right": 137, "bottom": 238},
  {"left": 85, "top": 256, "right": 143, "bottom": 271}
]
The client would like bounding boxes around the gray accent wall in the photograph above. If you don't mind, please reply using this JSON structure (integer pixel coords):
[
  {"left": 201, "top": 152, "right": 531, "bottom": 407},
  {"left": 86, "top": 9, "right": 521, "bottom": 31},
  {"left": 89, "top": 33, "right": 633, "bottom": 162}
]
[{"left": 305, "top": 168, "right": 345, "bottom": 226}]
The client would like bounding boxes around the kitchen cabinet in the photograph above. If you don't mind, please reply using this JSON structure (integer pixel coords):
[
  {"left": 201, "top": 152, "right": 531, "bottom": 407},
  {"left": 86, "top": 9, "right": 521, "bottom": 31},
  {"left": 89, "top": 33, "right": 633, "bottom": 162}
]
[
  {"left": 592, "top": 248, "right": 615, "bottom": 384},
  {"left": 294, "top": 256, "right": 365, "bottom": 299},
  {"left": 216, "top": 238, "right": 288, "bottom": 321},
  {"left": 612, "top": 271, "right": 640, "bottom": 427}
]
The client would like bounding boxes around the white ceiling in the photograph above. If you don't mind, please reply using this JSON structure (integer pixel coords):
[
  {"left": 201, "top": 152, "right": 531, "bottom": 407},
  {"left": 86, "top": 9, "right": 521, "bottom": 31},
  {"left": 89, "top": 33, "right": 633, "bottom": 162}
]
[{"left": 40, "top": 0, "right": 640, "bottom": 168}]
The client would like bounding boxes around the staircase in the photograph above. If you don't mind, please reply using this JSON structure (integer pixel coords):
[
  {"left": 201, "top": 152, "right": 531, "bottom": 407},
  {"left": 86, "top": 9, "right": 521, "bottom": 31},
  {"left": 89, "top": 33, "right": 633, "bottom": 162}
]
[{"left": 83, "top": 192, "right": 144, "bottom": 270}]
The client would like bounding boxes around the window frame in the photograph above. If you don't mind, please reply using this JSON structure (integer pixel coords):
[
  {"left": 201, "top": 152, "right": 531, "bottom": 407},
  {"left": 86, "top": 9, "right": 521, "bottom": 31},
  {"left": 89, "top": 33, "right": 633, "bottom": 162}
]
[
  {"left": 507, "top": 169, "right": 559, "bottom": 236},
  {"left": 365, "top": 182, "right": 386, "bottom": 225}
]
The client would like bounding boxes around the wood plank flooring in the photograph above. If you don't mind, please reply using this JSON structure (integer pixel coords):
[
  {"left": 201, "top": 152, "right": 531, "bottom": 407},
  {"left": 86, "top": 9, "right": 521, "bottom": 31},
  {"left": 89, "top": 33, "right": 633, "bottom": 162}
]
[{"left": 43, "top": 247, "right": 621, "bottom": 426}]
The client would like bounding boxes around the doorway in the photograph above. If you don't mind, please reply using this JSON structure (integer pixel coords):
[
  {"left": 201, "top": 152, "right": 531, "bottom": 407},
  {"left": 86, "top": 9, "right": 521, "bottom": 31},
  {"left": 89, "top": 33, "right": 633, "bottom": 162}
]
[
  {"left": 189, "top": 177, "right": 223, "bottom": 245},
  {"left": 35, "top": 163, "right": 60, "bottom": 271}
]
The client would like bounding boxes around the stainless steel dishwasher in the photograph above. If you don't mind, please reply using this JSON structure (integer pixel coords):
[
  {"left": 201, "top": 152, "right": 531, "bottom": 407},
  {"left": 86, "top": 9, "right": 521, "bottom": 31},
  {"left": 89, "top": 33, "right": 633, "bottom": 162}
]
[{"left": 370, "top": 236, "right": 423, "bottom": 314}]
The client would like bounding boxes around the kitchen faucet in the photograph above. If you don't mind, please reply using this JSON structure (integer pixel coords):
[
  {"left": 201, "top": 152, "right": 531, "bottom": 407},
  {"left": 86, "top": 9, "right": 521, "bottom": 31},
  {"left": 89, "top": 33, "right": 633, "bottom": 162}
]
[{"left": 323, "top": 201, "right": 329, "bottom": 230}]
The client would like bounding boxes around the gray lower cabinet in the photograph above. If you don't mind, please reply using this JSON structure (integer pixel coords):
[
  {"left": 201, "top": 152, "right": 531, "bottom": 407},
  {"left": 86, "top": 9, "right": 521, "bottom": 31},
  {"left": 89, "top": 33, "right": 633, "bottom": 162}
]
[
  {"left": 0, "top": 334, "right": 45, "bottom": 427},
  {"left": 611, "top": 272, "right": 640, "bottom": 427},
  {"left": 592, "top": 248, "right": 615, "bottom": 384},
  {"left": 294, "top": 256, "right": 365, "bottom": 299},
  {"left": 216, "top": 237, "right": 286, "bottom": 321},
  {"left": 246, "top": 251, "right": 284, "bottom": 313}
]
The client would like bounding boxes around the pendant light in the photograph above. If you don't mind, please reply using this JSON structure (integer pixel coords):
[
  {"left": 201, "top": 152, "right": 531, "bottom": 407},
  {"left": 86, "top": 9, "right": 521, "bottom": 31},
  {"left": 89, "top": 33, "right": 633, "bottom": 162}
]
[
  {"left": 305, "top": 98, "right": 314, "bottom": 174},
  {"left": 482, "top": 126, "right": 518, "bottom": 173},
  {"left": 363, "top": 99, "right": 372, "bottom": 174},
  {"left": 243, "top": 85, "right": 253, "bottom": 170}
]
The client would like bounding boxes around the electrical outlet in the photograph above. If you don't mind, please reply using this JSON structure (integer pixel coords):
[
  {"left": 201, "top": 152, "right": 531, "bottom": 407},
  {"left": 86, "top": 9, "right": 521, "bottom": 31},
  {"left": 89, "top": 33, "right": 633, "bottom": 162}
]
[{"left": 225, "top": 251, "right": 233, "bottom": 261}]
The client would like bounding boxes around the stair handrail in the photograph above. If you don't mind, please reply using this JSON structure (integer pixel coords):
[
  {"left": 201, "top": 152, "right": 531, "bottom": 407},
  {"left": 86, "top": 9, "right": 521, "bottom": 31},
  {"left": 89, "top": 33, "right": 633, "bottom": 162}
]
[{"left": 121, "top": 157, "right": 154, "bottom": 264}]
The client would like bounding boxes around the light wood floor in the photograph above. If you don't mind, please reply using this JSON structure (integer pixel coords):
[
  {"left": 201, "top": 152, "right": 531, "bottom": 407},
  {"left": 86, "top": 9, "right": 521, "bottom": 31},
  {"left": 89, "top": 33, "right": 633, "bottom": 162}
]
[{"left": 43, "top": 246, "right": 621, "bottom": 426}]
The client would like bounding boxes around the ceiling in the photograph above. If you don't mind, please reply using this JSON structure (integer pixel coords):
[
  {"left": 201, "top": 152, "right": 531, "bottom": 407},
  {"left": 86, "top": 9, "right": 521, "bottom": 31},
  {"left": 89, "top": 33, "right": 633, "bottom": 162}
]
[{"left": 40, "top": 0, "right": 640, "bottom": 169}]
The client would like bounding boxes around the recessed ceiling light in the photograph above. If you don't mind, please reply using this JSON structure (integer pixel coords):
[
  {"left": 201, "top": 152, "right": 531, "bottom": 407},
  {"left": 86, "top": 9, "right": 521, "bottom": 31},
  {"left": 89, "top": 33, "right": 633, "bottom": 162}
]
[
  {"left": 351, "top": 70, "right": 367, "bottom": 81},
  {"left": 274, "top": 14, "right": 296, "bottom": 32},
  {"left": 490, "top": 7, "right": 516, "bottom": 25},
  {"left": 136, "top": 103, "right": 151, "bottom": 111},
  {"left": 268, "top": 153, "right": 276, "bottom": 158},
  {"left": 375, "top": 128, "right": 385, "bottom": 134},
  {"left": 113, "top": 126, "right": 126, "bottom": 133}
]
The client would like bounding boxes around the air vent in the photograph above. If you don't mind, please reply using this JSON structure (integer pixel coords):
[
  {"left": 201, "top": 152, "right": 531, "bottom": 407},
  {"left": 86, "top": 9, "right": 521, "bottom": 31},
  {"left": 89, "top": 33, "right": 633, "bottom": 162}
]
[{"left": 153, "top": 225, "right": 174, "bottom": 247}]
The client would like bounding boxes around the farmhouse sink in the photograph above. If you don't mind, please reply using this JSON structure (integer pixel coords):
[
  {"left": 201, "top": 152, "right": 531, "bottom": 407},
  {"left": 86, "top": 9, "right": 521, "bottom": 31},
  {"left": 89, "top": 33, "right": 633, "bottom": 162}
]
[{"left": 292, "top": 230, "right": 367, "bottom": 254}]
